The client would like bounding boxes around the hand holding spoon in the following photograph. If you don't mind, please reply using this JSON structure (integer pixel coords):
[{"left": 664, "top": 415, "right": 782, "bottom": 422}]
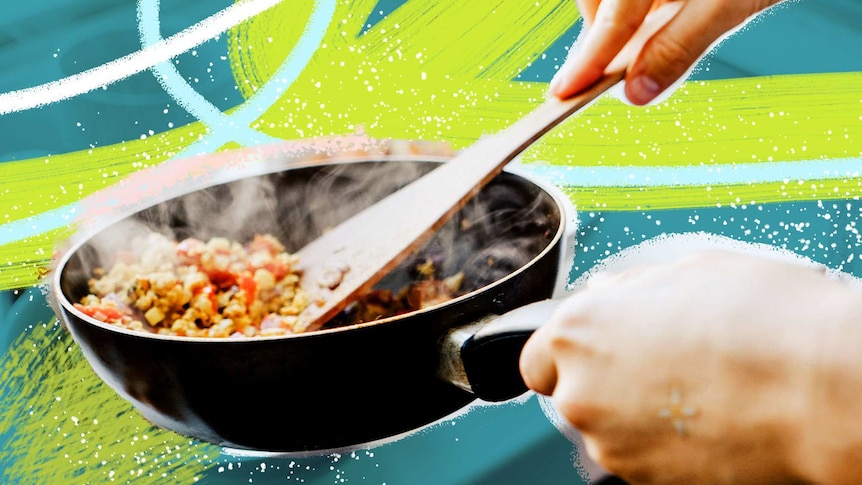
[{"left": 293, "top": 3, "right": 683, "bottom": 332}]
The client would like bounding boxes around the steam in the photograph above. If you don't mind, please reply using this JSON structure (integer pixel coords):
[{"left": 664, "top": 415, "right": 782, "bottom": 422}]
[{"left": 56, "top": 141, "right": 561, "bottom": 330}]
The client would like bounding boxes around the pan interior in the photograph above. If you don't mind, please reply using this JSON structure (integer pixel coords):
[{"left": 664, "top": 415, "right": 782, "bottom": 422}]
[{"left": 60, "top": 159, "right": 563, "bottom": 333}]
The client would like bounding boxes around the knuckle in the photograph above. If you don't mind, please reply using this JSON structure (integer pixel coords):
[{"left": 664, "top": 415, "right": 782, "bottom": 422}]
[
  {"left": 643, "top": 34, "right": 698, "bottom": 80},
  {"left": 547, "top": 325, "right": 598, "bottom": 360},
  {"left": 585, "top": 446, "right": 628, "bottom": 478},
  {"left": 591, "top": 451, "right": 656, "bottom": 485},
  {"left": 589, "top": 0, "right": 650, "bottom": 37},
  {"left": 555, "top": 294, "right": 596, "bottom": 326},
  {"left": 594, "top": 9, "right": 643, "bottom": 37},
  {"left": 555, "top": 397, "right": 606, "bottom": 432}
]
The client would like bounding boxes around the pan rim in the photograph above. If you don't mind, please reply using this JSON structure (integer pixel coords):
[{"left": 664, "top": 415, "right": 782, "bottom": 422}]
[{"left": 53, "top": 154, "right": 570, "bottom": 343}]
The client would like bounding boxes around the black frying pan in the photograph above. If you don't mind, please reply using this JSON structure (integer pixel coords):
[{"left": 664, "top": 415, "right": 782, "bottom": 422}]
[{"left": 52, "top": 155, "right": 577, "bottom": 453}]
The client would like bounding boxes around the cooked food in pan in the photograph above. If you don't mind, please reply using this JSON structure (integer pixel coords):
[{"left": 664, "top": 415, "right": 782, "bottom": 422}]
[
  {"left": 73, "top": 152, "right": 555, "bottom": 338},
  {"left": 74, "top": 230, "right": 469, "bottom": 337},
  {"left": 75, "top": 232, "right": 310, "bottom": 338}
]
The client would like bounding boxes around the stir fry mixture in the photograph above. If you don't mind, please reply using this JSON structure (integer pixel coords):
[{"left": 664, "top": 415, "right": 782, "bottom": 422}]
[
  {"left": 75, "top": 233, "right": 310, "bottom": 338},
  {"left": 69, "top": 142, "right": 532, "bottom": 337},
  {"left": 76, "top": 231, "right": 468, "bottom": 337},
  {"left": 336, "top": 268, "right": 464, "bottom": 325}
]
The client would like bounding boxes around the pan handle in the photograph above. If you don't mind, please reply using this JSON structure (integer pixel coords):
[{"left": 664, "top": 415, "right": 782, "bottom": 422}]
[
  {"left": 438, "top": 298, "right": 564, "bottom": 402},
  {"left": 436, "top": 174, "right": 578, "bottom": 401},
  {"left": 439, "top": 296, "right": 625, "bottom": 484}
]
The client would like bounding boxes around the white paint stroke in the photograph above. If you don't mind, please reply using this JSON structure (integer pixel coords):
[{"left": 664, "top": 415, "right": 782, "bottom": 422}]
[
  {"left": 0, "top": 0, "right": 283, "bottom": 115},
  {"left": 136, "top": 0, "right": 279, "bottom": 147}
]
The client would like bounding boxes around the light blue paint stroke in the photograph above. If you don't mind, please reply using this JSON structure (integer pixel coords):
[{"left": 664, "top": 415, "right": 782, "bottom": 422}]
[
  {"left": 4, "top": 157, "right": 862, "bottom": 246},
  {"left": 0, "top": 0, "right": 335, "bottom": 247},
  {"left": 137, "top": 0, "right": 278, "bottom": 148},
  {"left": 143, "top": 0, "right": 337, "bottom": 158},
  {"left": 515, "top": 157, "right": 862, "bottom": 187},
  {"left": 210, "top": 0, "right": 335, "bottom": 141},
  {"left": 0, "top": 203, "right": 78, "bottom": 246}
]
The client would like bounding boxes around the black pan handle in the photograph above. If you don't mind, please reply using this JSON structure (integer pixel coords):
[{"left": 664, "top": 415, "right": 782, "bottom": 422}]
[
  {"left": 438, "top": 298, "right": 563, "bottom": 402},
  {"left": 439, "top": 297, "right": 626, "bottom": 484}
]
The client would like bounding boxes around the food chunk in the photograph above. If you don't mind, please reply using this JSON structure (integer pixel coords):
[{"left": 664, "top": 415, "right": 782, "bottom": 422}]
[{"left": 76, "top": 233, "right": 309, "bottom": 338}]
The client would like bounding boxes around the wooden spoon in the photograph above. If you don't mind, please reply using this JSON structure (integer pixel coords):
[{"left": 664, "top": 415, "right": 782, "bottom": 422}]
[
  {"left": 291, "top": 70, "right": 623, "bottom": 333},
  {"left": 292, "top": 2, "right": 685, "bottom": 333}
]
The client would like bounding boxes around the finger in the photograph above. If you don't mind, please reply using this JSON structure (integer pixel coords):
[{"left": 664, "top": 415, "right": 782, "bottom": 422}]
[
  {"left": 520, "top": 293, "right": 597, "bottom": 395},
  {"left": 550, "top": 0, "right": 653, "bottom": 99},
  {"left": 625, "top": 0, "right": 765, "bottom": 105},
  {"left": 574, "top": 0, "right": 601, "bottom": 27},
  {"left": 519, "top": 324, "right": 559, "bottom": 396},
  {"left": 550, "top": 377, "right": 615, "bottom": 434}
]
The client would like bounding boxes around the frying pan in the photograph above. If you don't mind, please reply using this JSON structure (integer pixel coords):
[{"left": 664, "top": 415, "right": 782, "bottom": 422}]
[{"left": 52, "top": 154, "right": 577, "bottom": 453}]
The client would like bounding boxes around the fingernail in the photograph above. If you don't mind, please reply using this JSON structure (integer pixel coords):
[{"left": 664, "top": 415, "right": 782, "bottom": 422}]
[
  {"left": 549, "top": 70, "right": 566, "bottom": 96},
  {"left": 549, "top": 57, "right": 581, "bottom": 96},
  {"left": 628, "top": 75, "right": 662, "bottom": 105}
]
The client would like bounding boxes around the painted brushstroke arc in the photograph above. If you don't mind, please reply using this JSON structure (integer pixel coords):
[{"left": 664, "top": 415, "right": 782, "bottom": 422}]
[
  {"left": 0, "top": 205, "right": 79, "bottom": 247},
  {"left": 0, "top": 133, "right": 382, "bottom": 250},
  {"left": 0, "top": 0, "right": 283, "bottom": 115},
  {"left": 136, "top": 0, "right": 279, "bottom": 148},
  {"left": 4, "top": 156, "right": 862, "bottom": 247},
  {"left": 139, "top": 0, "right": 337, "bottom": 158},
  {"left": 515, "top": 157, "right": 862, "bottom": 187}
]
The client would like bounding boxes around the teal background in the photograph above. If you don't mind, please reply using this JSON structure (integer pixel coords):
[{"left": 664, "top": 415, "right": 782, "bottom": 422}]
[{"left": 1, "top": 0, "right": 861, "bottom": 483}]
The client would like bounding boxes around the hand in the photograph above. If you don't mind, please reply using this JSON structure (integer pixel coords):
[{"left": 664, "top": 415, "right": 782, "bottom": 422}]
[
  {"left": 520, "top": 250, "right": 862, "bottom": 484},
  {"left": 550, "top": 0, "right": 784, "bottom": 104}
]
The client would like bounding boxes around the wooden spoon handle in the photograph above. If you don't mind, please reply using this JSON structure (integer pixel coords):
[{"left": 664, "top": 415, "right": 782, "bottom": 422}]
[{"left": 294, "top": 70, "right": 626, "bottom": 332}]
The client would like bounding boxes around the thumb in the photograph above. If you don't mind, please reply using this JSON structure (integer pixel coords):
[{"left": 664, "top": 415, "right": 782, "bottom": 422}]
[{"left": 625, "top": 0, "right": 762, "bottom": 105}]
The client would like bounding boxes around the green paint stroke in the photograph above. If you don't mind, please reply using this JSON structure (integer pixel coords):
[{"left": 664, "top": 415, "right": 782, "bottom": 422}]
[
  {"left": 528, "top": 73, "right": 862, "bottom": 167},
  {"left": 226, "top": 0, "right": 859, "bottom": 167},
  {"left": 227, "top": 0, "right": 580, "bottom": 141},
  {"left": 227, "top": 0, "right": 318, "bottom": 100},
  {"left": 0, "top": 228, "right": 71, "bottom": 291},
  {"left": 0, "top": 124, "right": 209, "bottom": 229},
  {"left": 564, "top": 177, "right": 862, "bottom": 212},
  {"left": 0, "top": 319, "right": 216, "bottom": 483}
]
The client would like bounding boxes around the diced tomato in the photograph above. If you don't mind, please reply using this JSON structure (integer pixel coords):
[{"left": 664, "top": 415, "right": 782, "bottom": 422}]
[
  {"left": 194, "top": 284, "right": 219, "bottom": 313},
  {"left": 238, "top": 272, "right": 257, "bottom": 300},
  {"left": 74, "top": 303, "right": 126, "bottom": 322},
  {"left": 247, "top": 234, "right": 283, "bottom": 256},
  {"left": 262, "top": 260, "right": 289, "bottom": 280},
  {"left": 176, "top": 238, "right": 204, "bottom": 264},
  {"left": 204, "top": 268, "right": 237, "bottom": 288}
]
